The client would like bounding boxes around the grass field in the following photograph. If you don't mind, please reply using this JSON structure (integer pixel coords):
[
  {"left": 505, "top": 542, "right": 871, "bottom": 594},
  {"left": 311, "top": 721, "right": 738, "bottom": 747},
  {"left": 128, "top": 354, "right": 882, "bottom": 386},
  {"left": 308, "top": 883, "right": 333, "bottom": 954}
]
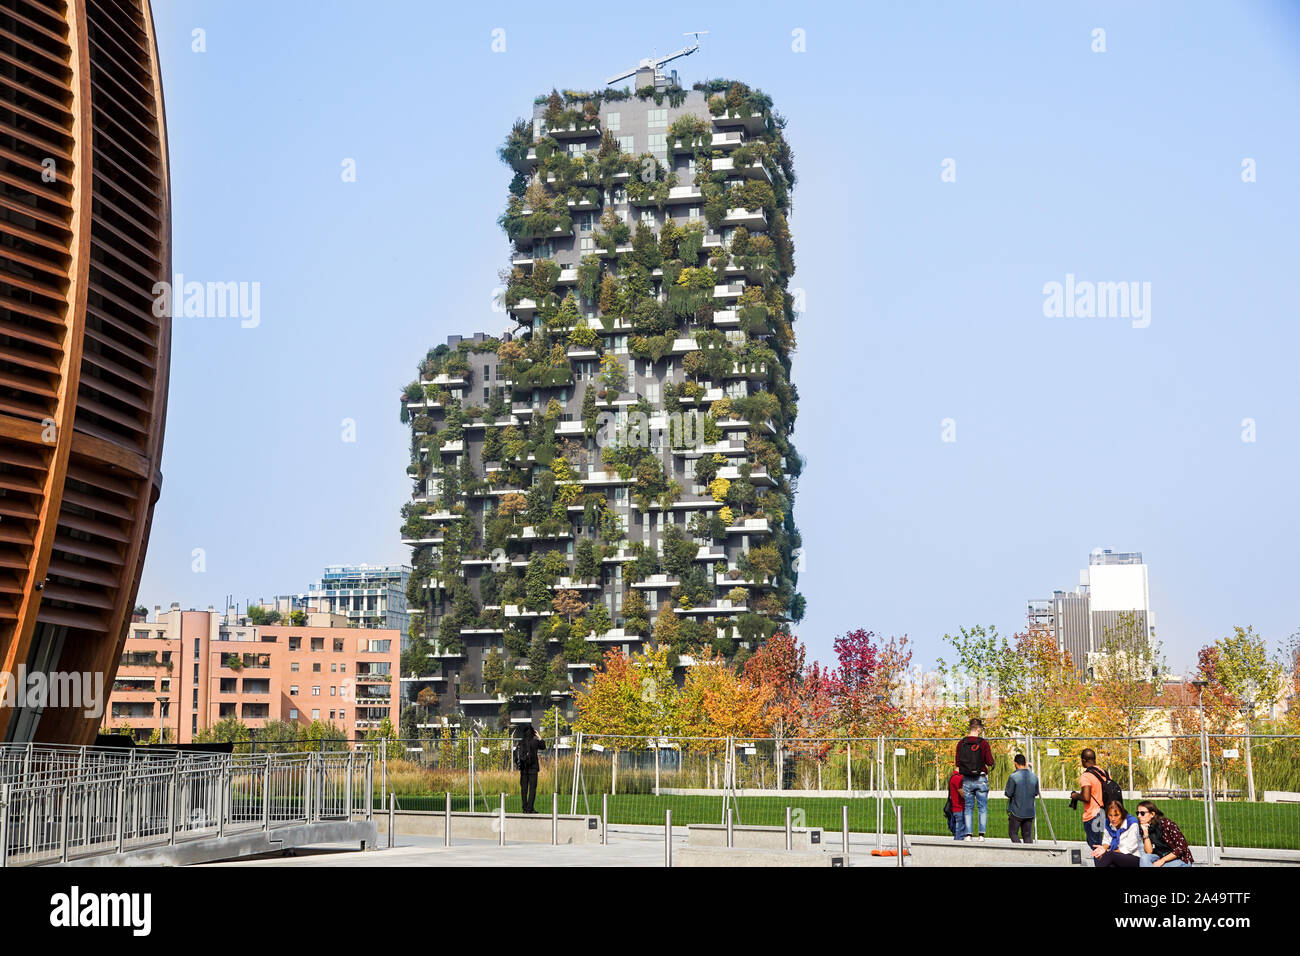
[{"left": 382, "top": 790, "right": 1300, "bottom": 851}]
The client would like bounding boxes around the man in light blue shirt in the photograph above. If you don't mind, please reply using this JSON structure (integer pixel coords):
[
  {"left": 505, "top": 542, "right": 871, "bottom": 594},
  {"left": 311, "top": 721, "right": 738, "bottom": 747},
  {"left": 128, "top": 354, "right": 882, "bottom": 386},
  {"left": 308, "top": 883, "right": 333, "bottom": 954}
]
[{"left": 1004, "top": 753, "right": 1039, "bottom": 843}]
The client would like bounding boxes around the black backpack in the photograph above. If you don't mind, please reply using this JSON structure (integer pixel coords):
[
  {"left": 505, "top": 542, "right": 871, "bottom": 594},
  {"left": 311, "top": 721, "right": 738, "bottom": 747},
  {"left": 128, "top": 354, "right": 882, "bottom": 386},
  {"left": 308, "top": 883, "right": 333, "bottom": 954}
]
[
  {"left": 1085, "top": 766, "right": 1122, "bottom": 807},
  {"left": 957, "top": 739, "right": 986, "bottom": 778},
  {"left": 512, "top": 739, "right": 524, "bottom": 771}
]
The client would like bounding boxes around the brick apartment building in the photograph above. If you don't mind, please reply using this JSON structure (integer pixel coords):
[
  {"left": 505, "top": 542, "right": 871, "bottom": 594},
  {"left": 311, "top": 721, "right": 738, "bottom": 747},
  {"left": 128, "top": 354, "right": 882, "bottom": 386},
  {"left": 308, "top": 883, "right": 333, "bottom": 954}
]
[{"left": 104, "top": 605, "right": 400, "bottom": 743}]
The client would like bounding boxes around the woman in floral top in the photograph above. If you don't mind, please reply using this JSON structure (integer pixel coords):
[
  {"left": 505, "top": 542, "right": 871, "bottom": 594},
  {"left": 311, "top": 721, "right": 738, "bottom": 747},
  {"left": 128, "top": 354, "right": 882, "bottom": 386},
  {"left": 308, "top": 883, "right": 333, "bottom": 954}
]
[{"left": 1136, "top": 800, "right": 1194, "bottom": 867}]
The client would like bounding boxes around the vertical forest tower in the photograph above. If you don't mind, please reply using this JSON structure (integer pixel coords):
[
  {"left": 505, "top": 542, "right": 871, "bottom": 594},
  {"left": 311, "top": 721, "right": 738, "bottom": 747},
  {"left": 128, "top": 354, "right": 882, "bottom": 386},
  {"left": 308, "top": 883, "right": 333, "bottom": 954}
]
[{"left": 399, "top": 78, "right": 802, "bottom": 730}]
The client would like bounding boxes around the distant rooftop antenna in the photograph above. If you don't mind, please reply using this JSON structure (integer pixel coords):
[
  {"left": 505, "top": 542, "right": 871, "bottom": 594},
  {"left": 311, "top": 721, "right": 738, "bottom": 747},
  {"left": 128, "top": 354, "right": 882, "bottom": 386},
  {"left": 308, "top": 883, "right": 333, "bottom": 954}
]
[{"left": 605, "top": 31, "right": 707, "bottom": 89}]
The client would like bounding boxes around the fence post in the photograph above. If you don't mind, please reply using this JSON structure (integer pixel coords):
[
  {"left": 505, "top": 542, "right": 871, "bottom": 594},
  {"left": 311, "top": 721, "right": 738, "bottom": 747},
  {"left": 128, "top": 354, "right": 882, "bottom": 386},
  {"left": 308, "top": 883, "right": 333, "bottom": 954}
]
[
  {"left": 727, "top": 806, "right": 734, "bottom": 847},
  {"left": 842, "top": 804, "right": 849, "bottom": 859},
  {"left": 388, "top": 792, "right": 396, "bottom": 849},
  {"left": 0, "top": 783, "right": 8, "bottom": 868},
  {"left": 366, "top": 753, "right": 374, "bottom": 822},
  {"left": 784, "top": 805, "right": 792, "bottom": 851},
  {"left": 1200, "top": 727, "right": 1214, "bottom": 866},
  {"left": 169, "top": 761, "right": 178, "bottom": 845},
  {"left": 346, "top": 751, "right": 354, "bottom": 820},
  {"left": 304, "top": 753, "right": 313, "bottom": 824},
  {"left": 115, "top": 772, "right": 126, "bottom": 853},
  {"left": 262, "top": 758, "right": 271, "bottom": 832},
  {"left": 61, "top": 780, "right": 72, "bottom": 863},
  {"left": 846, "top": 740, "right": 852, "bottom": 793},
  {"left": 654, "top": 743, "right": 660, "bottom": 797},
  {"left": 217, "top": 767, "right": 226, "bottom": 839},
  {"left": 896, "top": 805, "right": 904, "bottom": 867},
  {"left": 551, "top": 791, "right": 558, "bottom": 846},
  {"left": 499, "top": 792, "right": 505, "bottom": 847},
  {"left": 664, "top": 808, "right": 672, "bottom": 867},
  {"left": 601, "top": 792, "right": 608, "bottom": 845}
]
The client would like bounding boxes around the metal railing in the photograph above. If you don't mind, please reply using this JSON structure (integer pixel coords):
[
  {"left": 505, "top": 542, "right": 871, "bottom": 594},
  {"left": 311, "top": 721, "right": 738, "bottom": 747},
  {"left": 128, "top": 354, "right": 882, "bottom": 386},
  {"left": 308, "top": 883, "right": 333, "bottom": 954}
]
[
  {"left": 0, "top": 745, "right": 372, "bottom": 867},
  {"left": 343, "top": 731, "right": 1300, "bottom": 859}
]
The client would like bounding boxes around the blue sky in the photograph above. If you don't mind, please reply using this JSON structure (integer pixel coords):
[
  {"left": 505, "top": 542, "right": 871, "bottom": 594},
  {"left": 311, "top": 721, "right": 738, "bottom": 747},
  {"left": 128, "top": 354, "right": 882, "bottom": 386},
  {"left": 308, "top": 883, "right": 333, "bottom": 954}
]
[{"left": 141, "top": 1, "right": 1300, "bottom": 674}]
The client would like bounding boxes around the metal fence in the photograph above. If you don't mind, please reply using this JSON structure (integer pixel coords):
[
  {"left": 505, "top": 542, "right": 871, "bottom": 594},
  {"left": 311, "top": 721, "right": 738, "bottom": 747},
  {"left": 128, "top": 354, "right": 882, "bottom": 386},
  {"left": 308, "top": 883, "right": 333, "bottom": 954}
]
[
  {"left": 0, "top": 745, "right": 373, "bottom": 866},
  {"left": 362, "top": 731, "right": 1300, "bottom": 859}
]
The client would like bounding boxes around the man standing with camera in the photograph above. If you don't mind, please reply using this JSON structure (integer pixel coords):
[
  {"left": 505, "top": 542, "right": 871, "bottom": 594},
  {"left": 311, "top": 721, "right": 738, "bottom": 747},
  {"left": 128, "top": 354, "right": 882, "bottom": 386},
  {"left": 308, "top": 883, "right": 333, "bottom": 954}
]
[
  {"left": 955, "top": 717, "right": 994, "bottom": 842},
  {"left": 1069, "top": 748, "right": 1118, "bottom": 848}
]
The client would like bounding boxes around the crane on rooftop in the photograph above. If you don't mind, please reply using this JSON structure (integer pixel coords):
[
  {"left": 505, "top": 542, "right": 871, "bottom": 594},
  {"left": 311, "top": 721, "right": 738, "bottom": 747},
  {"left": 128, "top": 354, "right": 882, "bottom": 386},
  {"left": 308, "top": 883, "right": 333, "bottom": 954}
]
[{"left": 605, "top": 31, "right": 707, "bottom": 87}]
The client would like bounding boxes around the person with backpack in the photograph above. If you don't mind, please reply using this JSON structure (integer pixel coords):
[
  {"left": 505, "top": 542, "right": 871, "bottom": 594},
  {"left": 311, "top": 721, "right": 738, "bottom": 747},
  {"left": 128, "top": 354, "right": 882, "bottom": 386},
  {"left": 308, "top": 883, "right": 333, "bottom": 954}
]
[
  {"left": 514, "top": 724, "right": 546, "bottom": 813},
  {"left": 955, "top": 717, "right": 994, "bottom": 842},
  {"left": 1136, "top": 801, "right": 1194, "bottom": 867},
  {"left": 1069, "top": 748, "right": 1120, "bottom": 848},
  {"left": 945, "top": 767, "right": 967, "bottom": 840},
  {"left": 1003, "top": 753, "right": 1040, "bottom": 843}
]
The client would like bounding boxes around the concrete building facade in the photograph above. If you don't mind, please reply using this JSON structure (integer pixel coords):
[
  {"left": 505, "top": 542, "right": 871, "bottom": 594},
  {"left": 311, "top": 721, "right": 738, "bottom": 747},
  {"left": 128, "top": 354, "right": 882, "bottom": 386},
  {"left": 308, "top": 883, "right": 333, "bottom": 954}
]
[
  {"left": 1029, "top": 549, "right": 1156, "bottom": 675},
  {"left": 104, "top": 606, "right": 400, "bottom": 743}
]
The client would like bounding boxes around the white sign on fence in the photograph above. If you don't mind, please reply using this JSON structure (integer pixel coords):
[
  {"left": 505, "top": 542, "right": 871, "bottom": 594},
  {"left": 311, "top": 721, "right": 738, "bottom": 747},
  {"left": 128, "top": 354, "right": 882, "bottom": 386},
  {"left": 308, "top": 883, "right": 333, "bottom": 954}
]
[
  {"left": 1223, "top": 748, "right": 1240, "bottom": 759},
  {"left": 744, "top": 747, "right": 756, "bottom": 755},
  {"left": 592, "top": 743, "right": 605, "bottom": 752},
  {"left": 894, "top": 748, "right": 906, "bottom": 756},
  {"left": 1047, "top": 748, "right": 1060, "bottom": 756}
]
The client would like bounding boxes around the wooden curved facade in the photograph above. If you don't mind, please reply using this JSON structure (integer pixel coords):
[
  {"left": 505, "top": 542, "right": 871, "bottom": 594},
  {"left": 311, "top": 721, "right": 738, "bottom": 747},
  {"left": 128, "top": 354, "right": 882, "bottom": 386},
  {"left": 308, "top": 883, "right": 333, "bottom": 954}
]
[{"left": 0, "top": 0, "right": 170, "bottom": 743}]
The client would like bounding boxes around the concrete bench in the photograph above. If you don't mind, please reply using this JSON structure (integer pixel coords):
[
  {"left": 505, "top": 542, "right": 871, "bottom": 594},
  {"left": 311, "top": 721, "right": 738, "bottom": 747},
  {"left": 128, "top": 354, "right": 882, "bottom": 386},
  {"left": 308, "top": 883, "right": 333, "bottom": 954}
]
[
  {"left": 676, "top": 845, "right": 845, "bottom": 867},
  {"left": 374, "top": 810, "right": 601, "bottom": 844},
  {"left": 902, "top": 835, "right": 1076, "bottom": 866},
  {"left": 688, "top": 823, "right": 825, "bottom": 851}
]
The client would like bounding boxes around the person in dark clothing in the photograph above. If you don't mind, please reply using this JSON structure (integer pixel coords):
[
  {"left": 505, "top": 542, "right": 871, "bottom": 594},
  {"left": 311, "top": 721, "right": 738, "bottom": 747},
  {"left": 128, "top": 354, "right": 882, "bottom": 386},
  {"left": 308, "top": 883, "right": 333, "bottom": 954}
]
[
  {"left": 1003, "top": 753, "right": 1039, "bottom": 843},
  {"left": 1136, "top": 801, "right": 1194, "bottom": 867},
  {"left": 955, "top": 717, "right": 994, "bottom": 841},
  {"left": 516, "top": 725, "right": 546, "bottom": 813}
]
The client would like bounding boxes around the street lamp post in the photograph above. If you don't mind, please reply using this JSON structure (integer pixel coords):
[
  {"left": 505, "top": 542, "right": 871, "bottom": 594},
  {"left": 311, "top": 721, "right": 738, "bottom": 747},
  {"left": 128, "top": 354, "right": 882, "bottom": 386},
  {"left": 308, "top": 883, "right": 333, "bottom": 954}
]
[{"left": 1191, "top": 680, "right": 1214, "bottom": 865}]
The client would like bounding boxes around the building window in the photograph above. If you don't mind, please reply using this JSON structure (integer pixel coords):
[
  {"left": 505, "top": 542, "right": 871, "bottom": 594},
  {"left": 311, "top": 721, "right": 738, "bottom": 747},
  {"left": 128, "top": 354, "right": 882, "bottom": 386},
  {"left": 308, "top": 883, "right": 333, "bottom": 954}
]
[
  {"left": 312, "top": 686, "right": 320, "bottom": 696},
  {"left": 312, "top": 709, "right": 320, "bottom": 721},
  {"left": 290, "top": 661, "right": 299, "bottom": 672},
  {"left": 311, "top": 637, "right": 324, "bottom": 651},
  {"left": 330, "top": 686, "right": 337, "bottom": 697},
  {"left": 640, "top": 209, "right": 655, "bottom": 226},
  {"left": 580, "top": 236, "right": 594, "bottom": 253},
  {"left": 617, "top": 136, "right": 633, "bottom": 154},
  {"left": 606, "top": 112, "right": 620, "bottom": 131},
  {"left": 647, "top": 133, "right": 666, "bottom": 154},
  {"left": 331, "top": 663, "right": 337, "bottom": 673},
  {"left": 289, "top": 709, "right": 298, "bottom": 721},
  {"left": 313, "top": 663, "right": 321, "bottom": 673},
  {"left": 333, "top": 638, "right": 344, "bottom": 652},
  {"left": 339, "top": 663, "right": 346, "bottom": 673},
  {"left": 289, "top": 637, "right": 300, "bottom": 651},
  {"left": 647, "top": 109, "right": 667, "bottom": 128},
  {"left": 290, "top": 685, "right": 299, "bottom": 695}
]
